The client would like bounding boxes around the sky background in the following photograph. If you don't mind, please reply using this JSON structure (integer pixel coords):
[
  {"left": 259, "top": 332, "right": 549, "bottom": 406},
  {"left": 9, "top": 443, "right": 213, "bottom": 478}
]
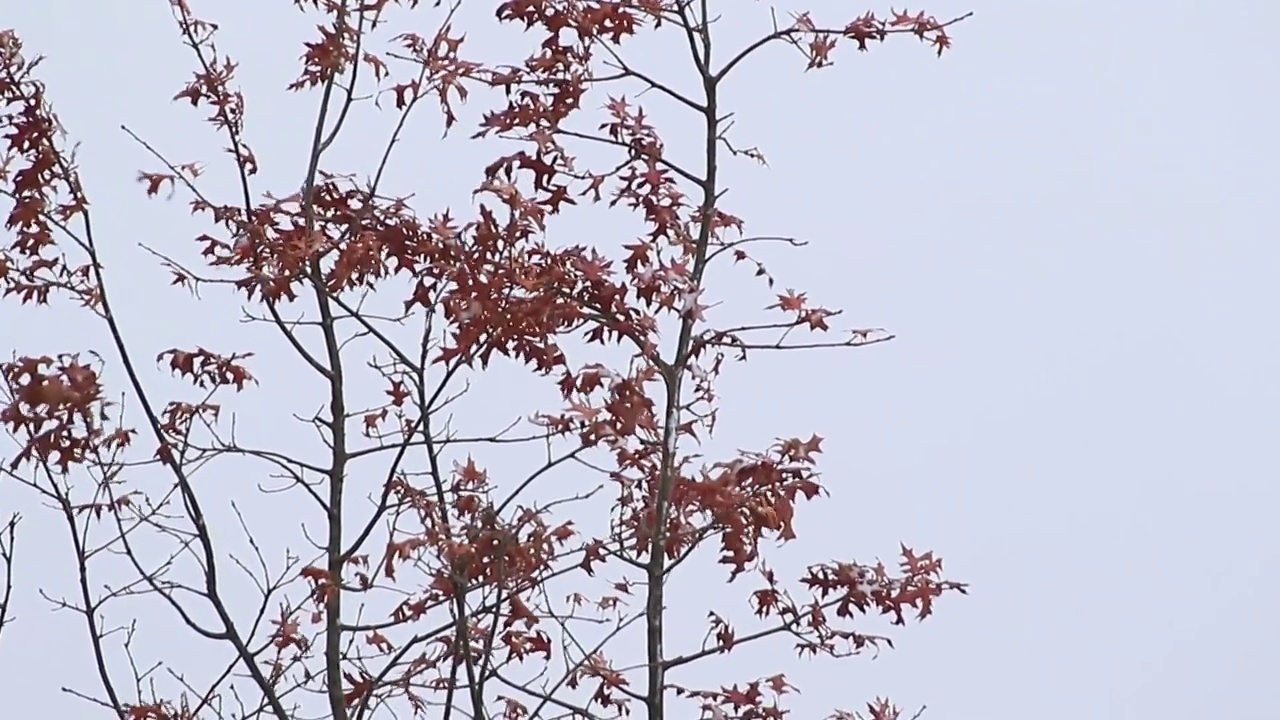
[{"left": 3, "top": 0, "right": 1279, "bottom": 718}]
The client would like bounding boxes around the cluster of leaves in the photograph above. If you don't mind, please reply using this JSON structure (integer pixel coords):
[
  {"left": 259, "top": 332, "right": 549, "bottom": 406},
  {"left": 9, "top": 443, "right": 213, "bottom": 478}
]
[{"left": 1, "top": 1, "right": 970, "bottom": 720}]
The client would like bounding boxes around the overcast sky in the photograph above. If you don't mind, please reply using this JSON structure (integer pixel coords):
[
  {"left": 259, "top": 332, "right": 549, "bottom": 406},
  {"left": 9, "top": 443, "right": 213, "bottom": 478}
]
[{"left": 3, "top": 1, "right": 1279, "bottom": 718}]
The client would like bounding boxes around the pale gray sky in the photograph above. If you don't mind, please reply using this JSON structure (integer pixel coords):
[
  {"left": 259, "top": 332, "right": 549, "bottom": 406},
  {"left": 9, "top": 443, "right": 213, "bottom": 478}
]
[{"left": 3, "top": 1, "right": 1278, "bottom": 719}]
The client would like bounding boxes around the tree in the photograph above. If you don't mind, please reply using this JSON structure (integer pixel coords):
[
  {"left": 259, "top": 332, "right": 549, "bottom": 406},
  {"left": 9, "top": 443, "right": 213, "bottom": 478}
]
[{"left": 0, "top": 1, "right": 970, "bottom": 719}]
